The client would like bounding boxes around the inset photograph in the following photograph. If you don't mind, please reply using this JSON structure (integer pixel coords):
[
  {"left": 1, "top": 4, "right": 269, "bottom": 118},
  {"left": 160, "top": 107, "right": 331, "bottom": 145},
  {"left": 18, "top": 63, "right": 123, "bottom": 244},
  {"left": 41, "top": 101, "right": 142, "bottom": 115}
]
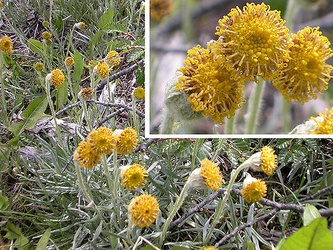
[{"left": 149, "top": 0, "right": 333, "bottom": 135}]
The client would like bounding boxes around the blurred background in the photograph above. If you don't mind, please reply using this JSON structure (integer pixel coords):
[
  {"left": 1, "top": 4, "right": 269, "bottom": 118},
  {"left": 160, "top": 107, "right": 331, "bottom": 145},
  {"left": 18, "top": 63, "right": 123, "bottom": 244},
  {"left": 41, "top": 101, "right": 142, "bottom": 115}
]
[{"left": 149, "top": 0, "right": 333, "bottom": 134}]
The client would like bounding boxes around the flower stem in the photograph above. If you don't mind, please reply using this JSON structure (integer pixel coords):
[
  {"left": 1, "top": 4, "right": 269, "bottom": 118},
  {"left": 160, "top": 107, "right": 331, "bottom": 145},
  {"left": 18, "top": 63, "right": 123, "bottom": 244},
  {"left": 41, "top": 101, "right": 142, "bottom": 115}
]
[
  {"left": 245, "top": 78, "right": 265, "bottom": 134},
  {"left": 101, "top": 154, "right": 113, "bottom": 193},
  {"left": 159, "top": 181, "right": 191, "bottom": 244},
  {"left": 0, "top": 52, "right": 9, "bottom": 127},
  {"left": 225, "top": 115, "right": 235, "bottom": 134},
  {"left": 75, "top": 161, "right": 104, "bottom": 222},
  {"left": 132, "top": 97, "right": 139, "bottom": 133},
  {"left": 160, "top": 108, "right": 175, "bottom": 134},
  {"left": 204, "top": 161, "right": 249, "bottom": 244},
  {"left": 112, "top": 151, "right": 119, "bottom": 200}
]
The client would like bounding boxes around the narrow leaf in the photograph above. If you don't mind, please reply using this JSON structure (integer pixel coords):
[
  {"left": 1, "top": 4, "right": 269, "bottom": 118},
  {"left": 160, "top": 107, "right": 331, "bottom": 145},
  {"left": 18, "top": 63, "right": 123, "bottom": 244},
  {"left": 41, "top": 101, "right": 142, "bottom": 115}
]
[
  {"left": 72, "top": 50, "right": 84, "bottom": 94},
  {"left": 28, "top": 39, "right": 44, "bottom": 56},
  {"left": 98, "top": 8, "right": 114, "bottom": 30},
  {"left": 36, "top": 228, "right": 51, "bottom": 250}
]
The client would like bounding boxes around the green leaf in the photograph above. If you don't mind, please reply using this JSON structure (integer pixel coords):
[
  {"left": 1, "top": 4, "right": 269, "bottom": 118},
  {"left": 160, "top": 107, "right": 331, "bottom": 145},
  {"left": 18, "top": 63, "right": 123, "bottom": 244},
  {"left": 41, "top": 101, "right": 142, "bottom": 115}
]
[
  {"left": 28, "top": 39, "right": 44, "bottom": 56},
  {"left": 280, "top": 218, "right": 333, "bottom": 250},
  {"left": 4, "top": 221, "right": 23, "bottom": 239},
  {"left": 98, "top": 8, "right": 114, "bottom": 30},
  {"left": 72, "top": 50, "right": 84, "bottom": 94},
  {"left": 56, "top": 80, "right": 68, "bottom": 109},
  {"left": 0, "top": 195, "right": 9, "bottom": 210},
  {"left": 36, "top": 228, "right": 51, "bottom": 250},
  {"left": 88, "top": 30, "right": 104, "bottom": 55},
  {"left": 8, "top": 96, "right": 48, "bottom": 136},
  {"left": 303, "top": 204, "right": 321, "bottom": 226}
]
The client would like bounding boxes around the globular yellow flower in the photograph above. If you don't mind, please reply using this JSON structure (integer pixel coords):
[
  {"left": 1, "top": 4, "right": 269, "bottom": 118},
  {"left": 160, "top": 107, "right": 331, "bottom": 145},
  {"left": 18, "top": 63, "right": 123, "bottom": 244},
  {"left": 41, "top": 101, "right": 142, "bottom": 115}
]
[
  {"left": 259, "top": 146, "right": 277, "bottom": 176},
  {"left": 150, "top": 0, "right": 173, "bottom": 22},
  {"left": 42, "top": 21, "right": 49, "bottom": 27},
  {"left": 105, "top": 51, "right": 121, "bottom": 67},
  {"left": 176, "top": 45, "right": 245, "bottom": 124},
  {"left": 200, "top": 158, "right": 223, "bottom": 191},
  {"left": 213, "top": 2, "right": 290, "bottom": 82},
  {"left": 200, "top": 247, "right": 218, "bottom": 250},
  {"left": 86, "top": 127, "right": 116, "bottom": 155},
  {"left": 88, "top": 59, "right": 97, "bottom": 69},
  {"left": 311, "top": 107, "right": 333, "bottom": 134},
  {"left": 0, "top": 2, "right": 3, "bottom": 8},
  {"left": 42, "top": 31, "right": 51, "bottom": 40},
  {"left": 65, "top": 57, "right": 75, "bottom": 67},
  {"left": 114, "top": 127, "right": 138, "bottom": 155},
  {"left": 74, "top": 140, "right": 101, "bottom": 170},
  {"left": 79, "top": 87, "right": 94, "bottom": 100},
  {"left": 241, "top": 173, "right": 267, "bottom": 203},
  {"left": 96, "top": 61, "right": 110, "bottom": 79},
  {"left": 120, "top": 164, "right": 148, "bottom": 190},
  {"left": 0, "top": 36, "right": 13, "bottom": 55},
  {"left": 133, "top": 87, "right": 145, "bottom": 100},
  {"left": 272, "top": 27, "right": 333, "bottom": 104},
  {"left": 128, "top": 194, "right": 159, "bottom": 228},
  {"left": 50, "top": 69, "right": 65, "bottom": 88},
  {"left": 34, "top": 62, "right": 44, "bottom": 72}
]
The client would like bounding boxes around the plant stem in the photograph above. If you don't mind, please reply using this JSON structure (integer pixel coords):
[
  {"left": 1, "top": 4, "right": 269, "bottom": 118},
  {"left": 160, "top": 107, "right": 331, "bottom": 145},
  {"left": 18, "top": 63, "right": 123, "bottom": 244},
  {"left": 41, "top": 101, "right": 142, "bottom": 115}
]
[
  {"left": 245, "top": 78, "right": 265, "bottom": 134},
  {"left": 112, "top": 151, "right": 119, "bottom": 200},
  {"left": 101, "top": 154, "right": 113, "bottom": 193},
  {"left": 225, "top": 115, "right": 235, "bottom": 134},
  {"left": 160, "top": 108, "right": 175, "bottom": 134},
  {"left": 0, "top": 52, "right": 9, "bottom": 127},
  {"left": 204, "top": 161, "right": 249, "bottom": 244},
  {"left": 159, "top": 181, "right": 192, "bottom": 245},
  {"left": 132, "top": 97, "right": 139, "bottom": 133}
]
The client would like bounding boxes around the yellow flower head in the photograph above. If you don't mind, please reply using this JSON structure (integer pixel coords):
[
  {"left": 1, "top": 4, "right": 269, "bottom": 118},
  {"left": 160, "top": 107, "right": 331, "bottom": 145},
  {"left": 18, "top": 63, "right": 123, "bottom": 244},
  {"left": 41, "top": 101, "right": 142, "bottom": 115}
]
[
  {"left": 74, "top": 140, "right": 101, "bottom": 170},
  {"left": 120, "top": 164, "right": 148, "bottom": 190},
  {"left": 176, "top": 45, "right": 245, "bottom": 124},
  {"left": 200, "top": 247, "right": 218, "bottom": 250},
  {"left": 200, "top": 158, "right": 223, "bottom": 191},
  {"left": 0, "top": 36, "right": 13, "bottom": 55},
  {"left": 272, "top": 27, "right": 333, "bottom": 104},
  {"left": 79, "top": 87, "right": 94, "bottom": 100},
  {"left": 133, "top": 87, "right": 145, "bottom": 100},
  {"left": 34, "top": 62, "right": 44, "bottom": 72},
  {"left": 114, "top": 127, "right": 138, "bottom": 155},
  {"left": 128, "top": 194, "right": 159, "bottom": 228},
  {"left": 65, "top": 56, "right": 75, "bottom": 67},
  {"left": 150, "top": 0, "right": 173, "bottom": 22},
  {"left": 106, "top": 50, "right": 121, "bottom": 67},
  {"left": 50, "top": 69, "right": 65, "bottom": 88},
  {"left": 96, "top": 61, "right": 110, "bottom": 79},
  {"left": 241, "top": 173, "right": 267, "bottom": 203},
  {"left": 0, "top": 2, "right": 3, "bottom": 8},
  {"left": 311, "top": 107, "right": 333, "bottom": 134},
  {"left": 42, "top": 21, "right": 49, "bottom": 27},
  {"left": 214, "top": 3, "right": 290, "bottom": 82},
  {"left": 88, "top": 59, "right": 97, "bottom": 69},
  {"left": 260, "top": 146, "right": 277, "bottom": 176},
  {"left": 86, "top": 127, "right": 116, "bottom": 155},
  {"left": 42, "top": 31, "right": 51, "bottom": 40}
]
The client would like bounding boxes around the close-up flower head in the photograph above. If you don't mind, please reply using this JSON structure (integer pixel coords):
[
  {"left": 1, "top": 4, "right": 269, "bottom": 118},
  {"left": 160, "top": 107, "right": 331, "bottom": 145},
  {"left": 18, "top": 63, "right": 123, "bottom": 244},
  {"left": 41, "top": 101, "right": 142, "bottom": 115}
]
[
  {"left": 96, "top": 61, "right": 110, "bottom": 79},
  {"left": 175, "top": 45, "right": 245, "bottom": 124},
  {"left": 49, "top": 68, "right": 65, "bottom": 88},
  {"left": 73, "top": 140, "right": 101, "bottom": 170},
  {"left": 65, "top": 56, "right": 75, "bottom": 67},
  {"left": 311, "top": 107, "right": 333, "bottom": 134},
  {"left": 113, "top": 127, "right": 138, "bottom": 155},
  {"left": 241, "top": 173, "right": 267, "bottom": 203},
  {"left": 133, "top": 87, "right": 145, "bottom": 100},
  {"left": 120, "top": 163, "right": 148, "bottom": 190},
  {"left": 244, "top": 146, "right": 277, "bottom": 176},
  {"left": 213, "top": 2, "right": 290, "bottom": 82},
  {"left": 105, "top": 50, "right": 121, "bottom": 67},
  {"left": 199, "top": 158, "right": 223, "bottom": 191},
  {"left": 79, "top": 87, "right": 94, "bottom": 100},
  {"left": 272, "top": 26, "right": 333, "bottom": 104},
  {"left": 86, "top": 127, "right": 115, "bottom": 155},
  {"left": 128, "top": 194, "right": 159, "bottom": 228}
]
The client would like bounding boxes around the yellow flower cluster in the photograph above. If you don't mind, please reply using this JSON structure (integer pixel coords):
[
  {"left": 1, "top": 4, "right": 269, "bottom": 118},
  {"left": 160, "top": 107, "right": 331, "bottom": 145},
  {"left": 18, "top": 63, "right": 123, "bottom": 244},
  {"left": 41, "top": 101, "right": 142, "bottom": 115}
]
[
  {"left": 311, "top": 107, "right": 333, "bottom": 134},
  {"left": 200, "top": 158, "right": 223, "bottom": 191},
  {"left": 241, "top": 174, "right": 267, "bottom": 203},
  {"left": 0, "top": 36, "right": 13, "bottom": 55},
  {"left": 120, "top": 164, "right": 147, "bottom": 190},
  {"left": 74, "top": 126, "right": 138, "bottom": 169},
  {"left": 260, "top": 146, "right": 277, "bottom": 176},
  {"left": 133, "top": 87, "right": 145, "bottom": 100},
  {"left": 175, "top": 2, "right": 333, "bottom": 124},
  {"left": 50, "top": 69, "right": 65, "bottom": 88},
  {"left": 105, "top": 50, "right": 121, "bottom": 67},
  {"left": 64, "top": 56, "right": 75, "bottom": 67},
  {"left": 96, "top": 61, "right": 110, "bottom": 79},
  {"left": 79, "top": 87, "right": 94, "bottom": 100},
  {"left": 128, "top": 194, "right": 159, "bottom": 228}
]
